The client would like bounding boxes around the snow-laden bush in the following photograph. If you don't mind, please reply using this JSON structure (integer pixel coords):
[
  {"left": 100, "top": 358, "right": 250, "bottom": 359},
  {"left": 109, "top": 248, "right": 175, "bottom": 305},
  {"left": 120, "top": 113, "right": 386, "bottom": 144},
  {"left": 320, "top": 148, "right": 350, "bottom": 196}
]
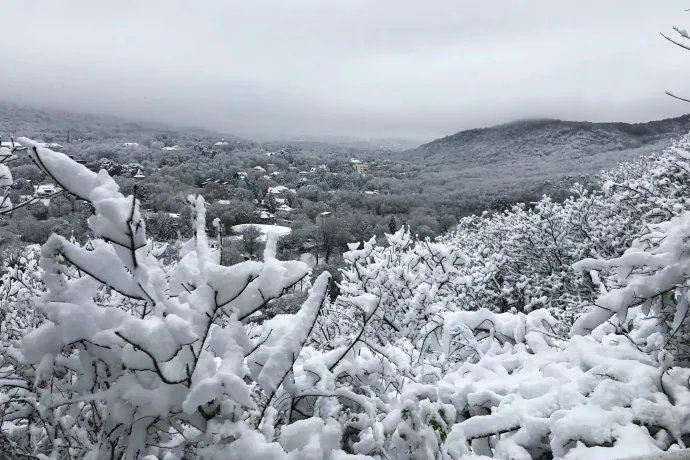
[
  {"left": 325, "top": 134, "right": 690, "bottom": 458},
  {"left": 2, "top": 140, "right": 365, "bottom": 459},
  {"left": 438, "top": 311, "right": 690, "bottom": 459},
  {"left": 573, "top": 134, "right": 690, "bottom": 366},
  {"left": 3, "top": 134, "right": 690, "bottom": 459},
  {"left": 442, "top": 186, "right": 639, "bottom": 326},
  {"left": 332, "top": 229, "right": 470, "bottom": 349}
]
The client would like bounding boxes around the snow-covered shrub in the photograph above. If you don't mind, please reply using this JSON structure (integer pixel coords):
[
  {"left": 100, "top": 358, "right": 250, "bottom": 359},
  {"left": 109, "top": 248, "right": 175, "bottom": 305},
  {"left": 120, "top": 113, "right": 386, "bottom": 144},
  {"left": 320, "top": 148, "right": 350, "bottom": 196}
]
[
  {"left": 322, "top": 133, "right": 690, "bottom": 458},
  {"left": 443, "top": 186, "right": 639, "bottom": 327},
  {"left": 2, "top": 140, "right": 368, "bottom": 459},
  {"left": 439, "top": 313, "right": 690, "bottom": 459},
  {"left": 334, "top": 229, "right": 469, "bottom": 349},
  {"left": 572, "top": 134, "right": 690, "bottom": 364},
  {"left": 3, "top": 132, "right": 690, "bottom": 459}
]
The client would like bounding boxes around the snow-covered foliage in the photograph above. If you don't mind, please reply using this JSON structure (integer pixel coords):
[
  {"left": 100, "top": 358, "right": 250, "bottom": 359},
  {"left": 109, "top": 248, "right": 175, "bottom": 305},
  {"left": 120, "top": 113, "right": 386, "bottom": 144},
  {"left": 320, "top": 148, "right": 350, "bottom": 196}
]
[
  {"left": 326, "top": 133, "right": 690, "bottom": 457},
  {"left": 2, "top": 135, "right": 690, "bottom": 459},
  {"left": 0, "top": 140, "right": 338, "bottom": 459}
]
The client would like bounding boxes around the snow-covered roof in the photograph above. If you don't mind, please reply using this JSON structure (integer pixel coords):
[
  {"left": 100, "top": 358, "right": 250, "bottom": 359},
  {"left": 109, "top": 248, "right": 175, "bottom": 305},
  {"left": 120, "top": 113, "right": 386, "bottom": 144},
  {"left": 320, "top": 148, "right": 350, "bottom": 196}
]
[
  {"left": 162, "top": 146, "right": 180, "bottom": 151},
  {"left": 254, "top": 166, "right": 266, "bottom": 171},
  {"left": 318, "top": 211, "right": 332, "bottom": 217},
  {"left": 124, "top": 142, "right": 139, "bottom": 146},
  {"left": 258, "top": 211, "right": 274, "bottom": 219},
  {"left": 214, "top": 141, "right": 228, "bottom": 146},
  {"left": 268, "top": 185, "right": 290, "bottom": 194},
  {"left": 270, "top": 171, "right": 281, "bottom": 176},
  {"left": 278, "top": 204, "right": 292, "bottom": 212},
  {"left": 37, "top": 142, "right": 63, "bottom": 149},
  {"left": 237, "top": 171, "right": 248, "bottom": 177},
  {"left": 216, "top": 199, "right": 232, "bottom": 205},
  {"left": 34, "top": 184, "right": 59, "bottom": 195},
  {"left": 168, "top": 213, "right": 180, "bottom": 218}
]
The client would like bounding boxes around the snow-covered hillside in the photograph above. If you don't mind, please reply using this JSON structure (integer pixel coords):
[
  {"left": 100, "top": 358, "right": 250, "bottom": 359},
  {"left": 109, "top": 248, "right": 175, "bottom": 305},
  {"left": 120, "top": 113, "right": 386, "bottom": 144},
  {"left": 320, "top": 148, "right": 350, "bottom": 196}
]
[{"left": 395, "top": 115, "right": 690, "bottom": 204}]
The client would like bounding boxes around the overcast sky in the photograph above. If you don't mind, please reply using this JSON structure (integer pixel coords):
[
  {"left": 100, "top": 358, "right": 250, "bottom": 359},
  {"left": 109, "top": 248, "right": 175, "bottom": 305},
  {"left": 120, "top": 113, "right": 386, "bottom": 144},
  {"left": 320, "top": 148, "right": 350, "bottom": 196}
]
[{"left": 1, "top": 1, "right": 689, "bottom": 142}]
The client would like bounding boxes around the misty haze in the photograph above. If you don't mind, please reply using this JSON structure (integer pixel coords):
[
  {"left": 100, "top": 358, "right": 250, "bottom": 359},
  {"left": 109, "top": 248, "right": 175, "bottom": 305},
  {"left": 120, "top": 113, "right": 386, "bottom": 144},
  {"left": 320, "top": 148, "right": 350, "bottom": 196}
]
[{"left": 1, "top": 2, "right": 690, "bottom": 460}]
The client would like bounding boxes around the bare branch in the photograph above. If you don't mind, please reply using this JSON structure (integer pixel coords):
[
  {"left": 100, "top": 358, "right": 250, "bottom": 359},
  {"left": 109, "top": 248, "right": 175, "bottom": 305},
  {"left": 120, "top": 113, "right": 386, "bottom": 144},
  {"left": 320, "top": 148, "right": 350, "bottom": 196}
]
[
  {"left": 666, "top": 91, "right": 690, "bottom": 103},
  {"left": 661, "top": 32, "right": 690, "bottom": 51}
]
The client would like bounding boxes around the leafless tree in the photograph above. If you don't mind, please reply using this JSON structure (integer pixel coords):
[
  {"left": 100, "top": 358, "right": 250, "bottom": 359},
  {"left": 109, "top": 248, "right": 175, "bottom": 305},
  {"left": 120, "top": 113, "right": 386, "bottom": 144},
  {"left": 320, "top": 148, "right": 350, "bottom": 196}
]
[{"left": 662, "top": 16, "right": 690, "bottom": 103}]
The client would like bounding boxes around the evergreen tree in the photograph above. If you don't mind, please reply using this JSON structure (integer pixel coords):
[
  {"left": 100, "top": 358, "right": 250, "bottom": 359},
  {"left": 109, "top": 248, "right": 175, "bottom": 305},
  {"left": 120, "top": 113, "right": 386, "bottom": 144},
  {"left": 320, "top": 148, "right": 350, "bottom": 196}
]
[{"left": 388, "top": 215, "right": 397, "bottom": 234}]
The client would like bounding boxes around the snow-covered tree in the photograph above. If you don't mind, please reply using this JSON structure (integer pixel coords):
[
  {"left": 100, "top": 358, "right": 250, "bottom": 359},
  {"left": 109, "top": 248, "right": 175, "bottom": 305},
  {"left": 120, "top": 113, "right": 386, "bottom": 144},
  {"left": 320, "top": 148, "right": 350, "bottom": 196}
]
[{"left": 662, "top": 17, "right": 690, "bottom": 104}]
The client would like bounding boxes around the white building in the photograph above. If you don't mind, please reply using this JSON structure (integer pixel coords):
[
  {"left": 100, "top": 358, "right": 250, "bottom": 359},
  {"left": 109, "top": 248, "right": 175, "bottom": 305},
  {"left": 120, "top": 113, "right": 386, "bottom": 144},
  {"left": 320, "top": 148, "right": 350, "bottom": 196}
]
[{"left": 34, "top": 184, "right": 60, "bottom": 196}]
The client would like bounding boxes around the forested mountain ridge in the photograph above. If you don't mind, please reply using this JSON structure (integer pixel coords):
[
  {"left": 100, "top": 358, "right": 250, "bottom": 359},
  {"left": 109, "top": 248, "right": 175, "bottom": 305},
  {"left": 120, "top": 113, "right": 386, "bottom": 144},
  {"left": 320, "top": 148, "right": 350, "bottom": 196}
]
[
  {"left": 0, "top": 101, "right": 247, "bottom": 145},
  {"left": 391, "top": 115, "right": 690, "bottom": 209},
  {"left": 405, "top": 115, "right": 690, "bottom": 166}
]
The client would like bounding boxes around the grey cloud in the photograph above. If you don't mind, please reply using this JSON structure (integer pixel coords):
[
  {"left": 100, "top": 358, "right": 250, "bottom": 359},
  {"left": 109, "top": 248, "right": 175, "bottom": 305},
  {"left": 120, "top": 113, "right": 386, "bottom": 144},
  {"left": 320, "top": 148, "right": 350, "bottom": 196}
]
[{"left": 0, "top": 0, "right": 689, "bottom": 142}]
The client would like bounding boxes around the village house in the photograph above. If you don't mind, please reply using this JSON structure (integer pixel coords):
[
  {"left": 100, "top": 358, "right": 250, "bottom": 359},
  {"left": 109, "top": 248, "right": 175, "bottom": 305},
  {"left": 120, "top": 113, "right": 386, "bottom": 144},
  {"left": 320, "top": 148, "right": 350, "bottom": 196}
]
[
  {"left": 268, "top": 185, "right": 293, "bottom": 195},
  {"left": 257, "top": 210, "right": 275, "bottom": 224},
  {"left": 350, "top": 159, "right": 370, "bottom": 174},
  {"left": 34, "top": 184, "right": 60, "bottom": 197},
  {"left": 276, "top": 204, "right": 292, "bottom": 219}
]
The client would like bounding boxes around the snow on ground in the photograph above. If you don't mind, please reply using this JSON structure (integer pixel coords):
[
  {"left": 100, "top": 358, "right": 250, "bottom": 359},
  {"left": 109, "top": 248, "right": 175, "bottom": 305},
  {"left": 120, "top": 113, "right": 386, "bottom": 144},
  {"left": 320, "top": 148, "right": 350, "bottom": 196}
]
[
  {"left": 300, "top": 253, "right": 316, "bottom": 268},
  {"left": 231, "top": 224, "right": 292, "bottom": 241}
]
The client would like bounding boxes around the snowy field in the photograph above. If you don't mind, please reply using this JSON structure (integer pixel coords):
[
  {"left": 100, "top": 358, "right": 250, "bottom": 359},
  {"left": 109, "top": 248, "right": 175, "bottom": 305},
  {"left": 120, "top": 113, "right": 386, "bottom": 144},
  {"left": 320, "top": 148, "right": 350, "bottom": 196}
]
[{"left": 230, "top": 223, "right": 292, "bottom": 240}]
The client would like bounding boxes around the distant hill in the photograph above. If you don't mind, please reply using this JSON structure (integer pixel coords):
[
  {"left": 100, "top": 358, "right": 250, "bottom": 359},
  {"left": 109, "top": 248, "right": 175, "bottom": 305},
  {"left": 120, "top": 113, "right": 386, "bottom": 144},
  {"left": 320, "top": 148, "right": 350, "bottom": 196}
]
[
  {"left": 395, "top": 115, "right": 690, "bottom": 204},
  {"left": 0, "top": 102, "right": 246, "bottom": 145}
]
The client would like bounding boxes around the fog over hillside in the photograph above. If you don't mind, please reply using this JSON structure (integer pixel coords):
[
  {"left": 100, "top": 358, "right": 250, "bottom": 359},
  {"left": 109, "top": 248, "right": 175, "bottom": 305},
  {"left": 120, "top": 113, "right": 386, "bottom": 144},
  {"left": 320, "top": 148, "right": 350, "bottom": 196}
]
[{"left": 395, "top": 114, "right": 690, "bottom": 203}]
